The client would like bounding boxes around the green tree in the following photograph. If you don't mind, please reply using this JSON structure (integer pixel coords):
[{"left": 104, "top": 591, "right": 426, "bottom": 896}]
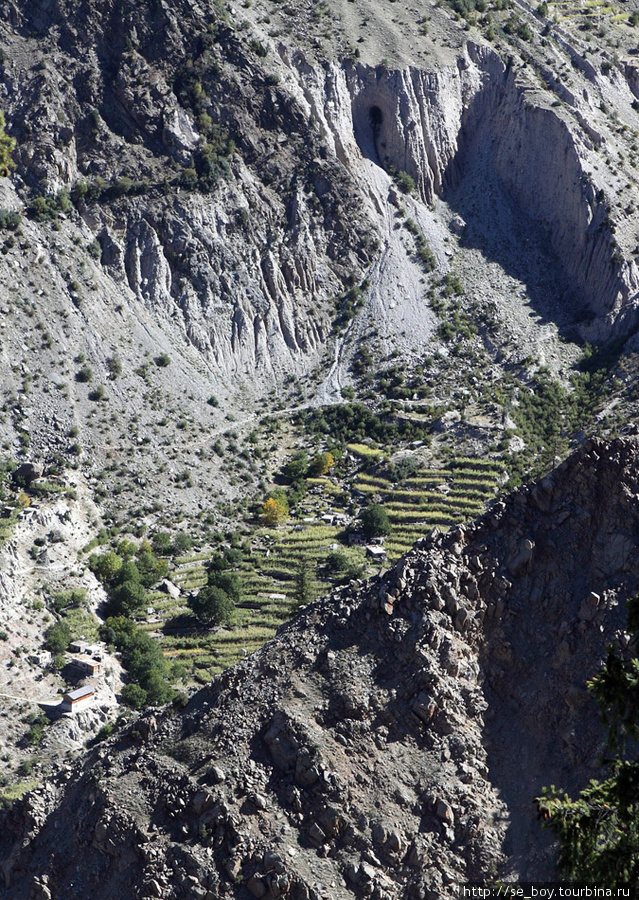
[
  {"left": 136, "top": 548, "right": 168, "bottom": 587},
  {"left": 536, "top": 594, "right": 639, "bottom": 886},
  {"left": 326, "top": 549, "right": 363, "bottom": 583},
  {"left": 110, "top": 579, "right": 146, "bottom": 616},
  {"left": 0, "top": 112, "right": 15, "bottom": 177},
  {"left": 172, "top": 532, "right": 193, "bottom": 554},
  {"left": 101, "top": 617, "right": 173, "bottom": 707},
  {"left": 115, "top": 559, "right": 141, "bottom": 584},
  {"left": 44, "top": 621, "right": 71, "bottom": 654},
  {"left": 121, "top": 683, "right": 147, "bottom": 709},
  {"left": 151, "top": 532, "right": 173, "bottom": 555},
  {"left": 90, "top": 550, "right": 123, "bottom": 582},
  {"left": 207, "top": 552, "right": 231, "bottom": 573},
  {"left": 359, "top": 504, "right": 391, "bottom": 539},
  {"left": 115, "top": 539, "right": 137, "bottom": 559},
  {"left": 294, "top": 558, "right": 317, "bottom": 608},
  {"left": 284, "top": 451, "right": 309, "bottom": 480},
  {"left": 189, "top": 585, "right": 235, "bottom": 625},
  {"left": 208, "top": 569, "right": 241, "bottom": 603}
]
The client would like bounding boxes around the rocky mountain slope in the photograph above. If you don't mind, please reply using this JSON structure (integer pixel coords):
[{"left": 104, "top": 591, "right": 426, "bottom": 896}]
[
  {"left": 4, "top": 0, "right": 639, "bottom": 893},
  {"left": 2, "top": 435, "right": 638, "bottom": 898},
  {"left": 1, "top": 0, "right": 639, "bottom": 511}
]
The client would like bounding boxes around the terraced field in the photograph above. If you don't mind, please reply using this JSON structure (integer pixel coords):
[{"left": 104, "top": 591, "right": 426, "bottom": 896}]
[
  {"left": 134, "top": 456, "right": 503, "bottom": 683},
  {"left": 140, "top": 516, "right": 367, "bottom": 681},
  {"left": 353, "top": 457, "right": 504, "bottom": 561},
  {"left": 546, "top": 0, "right": 627, "bottom": 28}
]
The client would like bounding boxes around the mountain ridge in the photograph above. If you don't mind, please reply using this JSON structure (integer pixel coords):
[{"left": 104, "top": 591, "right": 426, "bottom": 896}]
[{"left": 2, "top": 436, "right": 638, "bottom": 898}]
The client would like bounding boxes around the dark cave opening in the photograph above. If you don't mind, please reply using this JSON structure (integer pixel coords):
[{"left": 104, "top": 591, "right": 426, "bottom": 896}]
[{"left": 369, "top": 105, "right": 383, "bottom": 131}]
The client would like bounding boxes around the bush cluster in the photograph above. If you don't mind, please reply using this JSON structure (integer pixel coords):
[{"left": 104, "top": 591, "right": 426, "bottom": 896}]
[
  {"left": 100, "top": 617, "right": 173, "bottom": 708},
  {"left": 151, "top": 531, "right": 193, "bottom": 557},
  {"left": 0, "top": 208, "right": 20, "bottom": 230},
  {"left": 188, "top": 548, "right": 242, "bottom": 625},
  {"left": 296, "top": 402, "right": 429, "bottom": 447},
  {"left": 0, "top": 111, "right": 15, "bottom": 177},
  {"left": 334, "top": 282, "right": 367, "bottom": 329},
  {"left": 90, "top": 541, "right": 168, "bottom": 616},
  {"left": 27, "top": 190, "right": 71, "bottom": 222}
]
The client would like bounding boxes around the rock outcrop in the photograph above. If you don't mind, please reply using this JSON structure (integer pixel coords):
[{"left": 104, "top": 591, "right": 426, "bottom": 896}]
[
  {"left": 289, "top": 42, "right": 639, "bottom": 339},
  {"left": 2, "top": 437, "right": 639, "bottom": 898}
]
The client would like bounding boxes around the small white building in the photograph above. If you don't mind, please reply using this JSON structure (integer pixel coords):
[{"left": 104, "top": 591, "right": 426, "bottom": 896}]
[
  {"left": 365, "top": 545, "right": 387, "bottom": 561},
  {"left": 28, "top": 650, "right": 52, "bottom": 667},
  {"left": 70, "top": 640, "right": 105, "bottom": 657},
  {"left": 60, "top": 685, "right": 94, "bottom": 713}
]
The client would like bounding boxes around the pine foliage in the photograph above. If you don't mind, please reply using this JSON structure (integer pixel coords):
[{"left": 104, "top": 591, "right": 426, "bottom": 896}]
[{"left": 536, "top": 595, "right": 639, "bottom": 887}]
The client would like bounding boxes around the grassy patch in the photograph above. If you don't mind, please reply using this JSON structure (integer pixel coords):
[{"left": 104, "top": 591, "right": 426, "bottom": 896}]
[{"left": 1, "top": 777, "right": 38, "bottom": 803}]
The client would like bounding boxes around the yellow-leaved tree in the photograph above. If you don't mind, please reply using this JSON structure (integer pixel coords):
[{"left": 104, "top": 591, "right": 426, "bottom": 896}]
[
  {"left": 310, "top": 451, "right": 335, "bottom": 476},
  {"left": 262, "top": 495, "right": 288, "bottom": 525}
]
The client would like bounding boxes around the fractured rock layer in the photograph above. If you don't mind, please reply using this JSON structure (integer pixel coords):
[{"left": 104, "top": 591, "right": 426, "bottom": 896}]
[{"left": 2, "top": 437, "right": 638, "bottom": 898}]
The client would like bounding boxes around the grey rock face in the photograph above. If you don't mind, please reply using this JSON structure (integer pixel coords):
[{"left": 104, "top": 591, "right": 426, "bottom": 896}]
[{"left": 3, "top": 437, "right": 639, "bottom": 897}]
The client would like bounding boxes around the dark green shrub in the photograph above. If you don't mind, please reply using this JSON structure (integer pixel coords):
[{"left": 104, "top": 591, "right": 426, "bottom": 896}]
[
  {"left": 395, "top": 171, "right": 416, "bottom": 194},
  {"left": 27, "top": 190, "right": 70, "bottom": 222},
  {"left": 107, "top": 355, "right": 122, "bottom": 379},
  {"left": 359, "top": 504, "right": 391, "bottom": 538},
  {"left": 172, "top": 532, "right": 193, "bottom": 554},
  {"left": 17, "top": 758, "right": 34, "bottom": 777},
  {"left": 49, "top": 589, "right": 87, "bottom": 614},
  {"left": 0, "top": 209, "right": 20, "bottom": 230},
  {"left": 172, "top": 691, "right": 189, "bottom": 709},
  {"left": 26, "top": 715, "right": 48, "bottom": 746},
  {"left": 0, "top": 111, "right": 15, "bottom": 177},
  {"left": 93, "top": 723, "right": 114, "bottom": 743},
  {"left": 71, "top": 182, "right": 88, "bottom": 204},
  {"left": 249, "top": 39, "right": 268, "bottom": 56},
  {"left": 188, "top": 585, "right": 235, "bottom": 625},
  {"left": 75, "top": 366, "right": 93, "bottom": 383},
  {"left": 294, "top": 558, "right": 316, "bottom": 607},
  {"left": 151, "top": 532, "right": 173, "bottom": 555}
]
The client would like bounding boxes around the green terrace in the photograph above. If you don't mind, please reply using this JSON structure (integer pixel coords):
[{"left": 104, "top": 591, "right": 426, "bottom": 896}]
[
  {"left": 133, "top": 456, "right": 503, "bottom": 684},
  {"left": 352, "top": 456, "right": 503, "bottom": 561},
  {"left": 139, "top": 520, "right": 368, "bottom": 682},
  {"left": 544, "top": 0, "right": 629, "bottom": 27}
]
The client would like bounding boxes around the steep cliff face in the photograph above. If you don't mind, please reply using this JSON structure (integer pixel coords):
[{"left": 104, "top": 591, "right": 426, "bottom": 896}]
[
  {"left": 289, "top": 41, "right": 639, "bottom": 338},
  {"left": 0, "top": 0, "right": 377, "bottom": 380},
  {"left": 2, "top": 0, "right": 639, "bottom": 403},
  {"left": 2, "top": 437, "right": 638, "bottom": 897}
]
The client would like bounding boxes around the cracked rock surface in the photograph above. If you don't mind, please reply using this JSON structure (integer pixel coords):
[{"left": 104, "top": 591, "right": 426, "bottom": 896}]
[{"left": 2, "top": 437, "right": 639, "bottom": 898}]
